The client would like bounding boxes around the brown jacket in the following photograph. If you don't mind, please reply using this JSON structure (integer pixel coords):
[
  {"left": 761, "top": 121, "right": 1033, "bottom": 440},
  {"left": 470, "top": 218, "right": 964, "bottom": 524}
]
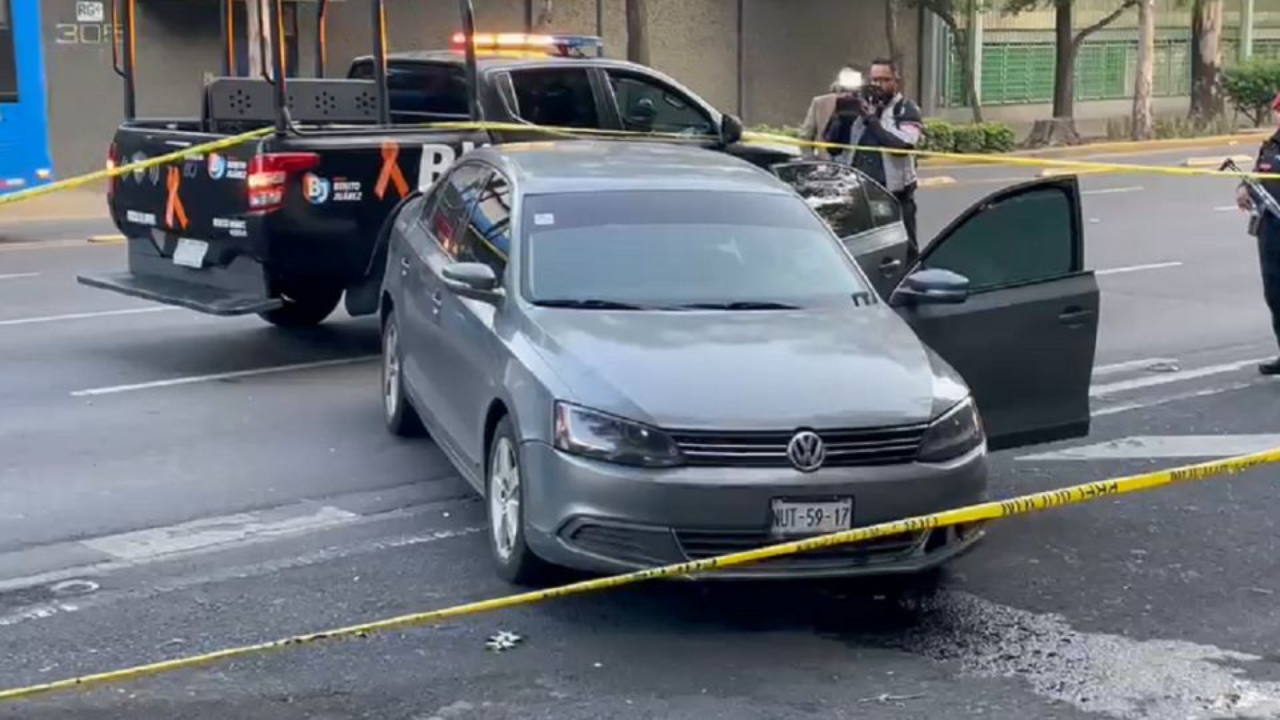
[{"left": 799, "top": 93, "right": 838, "bottom": 157}]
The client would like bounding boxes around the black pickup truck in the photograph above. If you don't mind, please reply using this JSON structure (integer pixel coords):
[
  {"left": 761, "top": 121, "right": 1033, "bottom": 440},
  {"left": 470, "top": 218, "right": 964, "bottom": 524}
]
[{"left": 80, "top": 27, "right": 796, "bottom": 327}]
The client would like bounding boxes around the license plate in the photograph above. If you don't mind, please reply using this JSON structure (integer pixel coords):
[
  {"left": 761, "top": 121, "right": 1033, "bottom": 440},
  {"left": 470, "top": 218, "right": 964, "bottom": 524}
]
[
  {"left": 173, "top": 238, "right": 208, "bottom": 269},
  {"left": 770, "top": 498, "right": 853, "bottom": 536}
]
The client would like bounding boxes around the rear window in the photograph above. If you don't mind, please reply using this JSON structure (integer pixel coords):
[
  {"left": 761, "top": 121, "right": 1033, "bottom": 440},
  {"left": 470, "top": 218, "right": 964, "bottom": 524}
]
[{"left": 348, "top": 60, "right": 469, "bottom": 120}]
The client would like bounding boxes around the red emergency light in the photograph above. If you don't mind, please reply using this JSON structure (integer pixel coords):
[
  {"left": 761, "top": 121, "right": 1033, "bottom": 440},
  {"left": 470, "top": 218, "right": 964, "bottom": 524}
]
[{"left": 449, "top": 31, "right": 603, "bottom": 57}]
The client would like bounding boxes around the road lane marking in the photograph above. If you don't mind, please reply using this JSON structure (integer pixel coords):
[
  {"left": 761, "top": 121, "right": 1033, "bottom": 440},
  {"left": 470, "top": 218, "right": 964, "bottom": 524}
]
[
  {"left": 1092, "top": 357, "right": 1178, "bottom": 377},
  {"left": 0, "top": 307, "right": 175, "bottom": 327},
  {"left": 1096, "top": 261, "right": 1184, "bottom": 276},
  {"left": 81, "top": 505, "right": 360, "bottom": 561},
  {"left": 70, "top": 355, "right": 379, "bottom": 396},
  {"left": 1091, "top": 379, "right": 1261, "bottom": 418},
  {"left": 0, "top": 273, "right": 39, "bottom": 281},
  {"left": 1081, "top": 186, "right": 1144, "bottom": 195},
  {"left": 0, "top": 239, "right": 93, "bottom": 252},
  {"left": 1090, "top": 357, "right": 1271, "bottom": 397},
  {"left": 1018, "top": 434, "right": 1280, "bottom": 461}
]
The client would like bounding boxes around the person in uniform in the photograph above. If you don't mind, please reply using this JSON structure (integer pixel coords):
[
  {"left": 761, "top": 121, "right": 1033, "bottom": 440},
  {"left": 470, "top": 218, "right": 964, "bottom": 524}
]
[{"left": 1236, "top": 92, "right": 1280, "bottom": 375}]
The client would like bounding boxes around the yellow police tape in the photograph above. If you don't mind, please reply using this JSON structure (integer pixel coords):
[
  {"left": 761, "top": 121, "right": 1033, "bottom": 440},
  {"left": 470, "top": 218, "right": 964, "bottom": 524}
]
[
  {"left": 0, "top": 128, "right": 273, "bottom": 207},
  {"left": 0, "top": 120, "right": 1275, "bottom": 212},
  {"left": 1, "top": 444, "right": 1278, "bottom": 704}
]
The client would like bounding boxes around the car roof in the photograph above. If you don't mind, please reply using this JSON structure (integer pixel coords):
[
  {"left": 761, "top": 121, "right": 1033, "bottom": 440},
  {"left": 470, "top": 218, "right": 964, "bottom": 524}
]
[
  {"left": 464, "top": 141, "right": 799, "bottom": 196},
  {"left": 354, "top": 50, "right": 645, "bottom": 73}
]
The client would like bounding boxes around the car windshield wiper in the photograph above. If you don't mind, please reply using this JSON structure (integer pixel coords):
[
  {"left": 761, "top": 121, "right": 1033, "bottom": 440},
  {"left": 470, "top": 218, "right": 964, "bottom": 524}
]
[
  {"left": 674, "top": 301, "right": 802, "bottom": 311},
  {"left": 533, "top": 298, "right": 651, "bottom": 310}
]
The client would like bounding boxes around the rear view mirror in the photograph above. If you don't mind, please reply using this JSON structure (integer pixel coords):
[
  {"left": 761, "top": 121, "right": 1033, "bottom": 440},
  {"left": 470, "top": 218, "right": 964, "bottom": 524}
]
[
  {"left": 442, "top": 262, "right": 504, "bottom": 305},
  {"left": 891, "top": 268, "right": 970, "bottom": 306},
  {"left": 720, "top": 114, "right": 744, "bottom": 146}
]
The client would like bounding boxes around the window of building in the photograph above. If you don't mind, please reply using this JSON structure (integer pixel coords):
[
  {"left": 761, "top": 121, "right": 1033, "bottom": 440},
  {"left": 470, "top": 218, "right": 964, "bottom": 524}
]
[{"left": 0, "top": 0, "right": 18, "bottom": 104}]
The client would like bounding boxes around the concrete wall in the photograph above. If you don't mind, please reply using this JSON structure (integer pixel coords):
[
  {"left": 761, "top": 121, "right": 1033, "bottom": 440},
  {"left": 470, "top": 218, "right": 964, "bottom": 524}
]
[{"left": 742, "top": 0, "right": 921, "bottom": 129}]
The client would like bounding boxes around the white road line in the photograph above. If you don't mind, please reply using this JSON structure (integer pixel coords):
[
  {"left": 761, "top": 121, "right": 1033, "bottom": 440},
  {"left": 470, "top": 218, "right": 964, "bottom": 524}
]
[
  {"left": 1091, "top": 379, "right": 1261, "bottom": 418},
  {"left": 1216, "top": 205, "right": 1242, "bottom": 212},
  {"left": 0, "top": 306, "right": 174, "bottom": 327},
  {"left": 1092, "top": 357, "right": 1177, "bottom": 378},
  {"left": 1096, "top": 261, "right": 1184, "bottom": 276},
  {"left": 0, "top": 272, "right": 39, "bottom": 281},
  {"left": 70, "top": 355, "right": 379, "bottom": 397},
  {"left": 1090, "top": 356, "right": 1270, "bottom": 397},
  {"left": 81, "top": 505, "right": 360, "bottom": 560},
  {"left": 1018, "top": 434, "right": 1280, "bottom": 461},
  {"left": 1081, "top": 186, "right": 1144, "bottom": 195}
]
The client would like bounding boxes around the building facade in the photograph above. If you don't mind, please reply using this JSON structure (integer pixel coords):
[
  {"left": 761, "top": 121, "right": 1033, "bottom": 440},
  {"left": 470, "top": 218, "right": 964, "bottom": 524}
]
[{"left": 6, "top": 0, "right": 1268, "bottom": 183}]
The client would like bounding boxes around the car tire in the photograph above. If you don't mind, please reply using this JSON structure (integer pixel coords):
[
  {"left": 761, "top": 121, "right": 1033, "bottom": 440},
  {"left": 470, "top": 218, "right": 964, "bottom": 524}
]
[
  {"left": 381, "top": 311, "right": 425, "bottom": 437},
  {"left": 259, "top": 286, "right": 343, "bottom": 328},
  {"left": 486, "top": 416, "right": 552, "bottom": 586}
]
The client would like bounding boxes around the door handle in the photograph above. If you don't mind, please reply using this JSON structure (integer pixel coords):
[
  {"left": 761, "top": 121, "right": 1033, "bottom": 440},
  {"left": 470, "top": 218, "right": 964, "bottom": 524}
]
[
  {"left": 431, "top": 289, "right": 444, "bottom": 306},
  {"left": 1058, "top": 307, "right": 1094, "bottom": 326},
  {"left": 879, "top": 258, "right": 903, "bottom": 274},
  {"left": 400, "top": 257, "right": 411, "bottom": 275}
]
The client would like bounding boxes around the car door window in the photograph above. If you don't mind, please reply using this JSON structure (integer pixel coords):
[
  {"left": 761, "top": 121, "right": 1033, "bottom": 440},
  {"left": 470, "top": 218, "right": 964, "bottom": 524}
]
[
  {"left": 603, "top": 70, "right": 716, "bottom": 136},
  {"left": 507, "top": 68, "right": 599, "bottom": 129},
  {"left": 427, "top": 163, "right": 490, "bottom": 258},
  {"left": 921, "top": 185, "right": 1078, "bottom": 292},
  {"left": 454, "top": 172, "right": 513, "bottom": 283}
]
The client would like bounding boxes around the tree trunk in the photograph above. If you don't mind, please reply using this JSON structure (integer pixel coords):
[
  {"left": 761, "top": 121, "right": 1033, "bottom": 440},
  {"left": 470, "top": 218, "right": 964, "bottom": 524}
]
[
  {"left": 943, "top": 22, "right": 982, "bottom": 122},
  {"left": 626, "top": 0, "right": 649, "bottom": 65},
  {"left": 885, "top": 0, "right": 905, "bottom": 92},
  {"left": 1190, "top": 0, "right": 1224, "bottom": 123},
  {"left": 1051, "top": 0, "right": 1074, "bottom": 119},
  {"left": 534, "top": 0, "right": 554, "bottom": 30},
  {"left": 1132, "top": 0, "right": 1156, "bottom": 140}
]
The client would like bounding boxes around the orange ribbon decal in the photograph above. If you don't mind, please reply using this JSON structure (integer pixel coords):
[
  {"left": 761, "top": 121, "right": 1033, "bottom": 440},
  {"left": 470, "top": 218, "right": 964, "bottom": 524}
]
[
  {"left": 375, "top": 141, "right": 410, "bottom": 200},
  {"left": 165, "top": 166, "right": 189, "bottom": 231}
]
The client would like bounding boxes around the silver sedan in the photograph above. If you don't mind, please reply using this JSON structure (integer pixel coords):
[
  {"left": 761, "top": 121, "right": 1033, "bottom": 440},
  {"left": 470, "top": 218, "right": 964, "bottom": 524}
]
[{"left": 378, "top": 141, "right": 1099, "bottom": 585}]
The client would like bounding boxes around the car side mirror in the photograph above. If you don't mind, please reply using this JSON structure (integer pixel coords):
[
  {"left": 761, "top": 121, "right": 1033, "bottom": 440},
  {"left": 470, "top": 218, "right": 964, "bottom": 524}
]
[
  {"left": 720, "top": 113, "right": 744, "bottom": 146},
  {"left": 442, "top": 262, "right": 504, "bottom": 305},
  {"left": 891, "top": 268, "right": 970, "bottom": 306}
]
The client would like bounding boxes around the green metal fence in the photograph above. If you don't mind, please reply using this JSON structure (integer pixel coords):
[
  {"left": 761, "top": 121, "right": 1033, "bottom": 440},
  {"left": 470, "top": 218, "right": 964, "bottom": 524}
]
[{"left": 942, "top": 36, "right": 1210, "bottom": 107}]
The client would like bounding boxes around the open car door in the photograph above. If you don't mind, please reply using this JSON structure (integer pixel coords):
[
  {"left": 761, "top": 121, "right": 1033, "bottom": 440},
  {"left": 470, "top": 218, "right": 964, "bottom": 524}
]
[
  {"left": 772, "top": 161, "right": 913, "bottom": 298},
  {"left": 889, "top": 177, "right": 1099, "bottom": 451}
]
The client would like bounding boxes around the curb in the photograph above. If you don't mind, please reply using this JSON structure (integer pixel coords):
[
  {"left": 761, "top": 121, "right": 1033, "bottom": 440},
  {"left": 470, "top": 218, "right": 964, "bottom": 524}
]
[
  {"left": 1182, "top": 154, "right": 1253, "bottom": 168},
  {"left": 919, "top": 130, "right": 1269, "bottom": 169}
]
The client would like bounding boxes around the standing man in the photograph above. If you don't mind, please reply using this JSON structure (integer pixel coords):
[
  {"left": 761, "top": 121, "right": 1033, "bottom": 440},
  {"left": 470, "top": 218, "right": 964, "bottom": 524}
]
[
  {"left": 1236, "top": 93, "right": 1280, "bottom": 375},
  {"left": 824, "top": 58, "right": 924, "bottom": 254},
  {"left": 798, "top": 65, "right": 860, "bottom": 158}
]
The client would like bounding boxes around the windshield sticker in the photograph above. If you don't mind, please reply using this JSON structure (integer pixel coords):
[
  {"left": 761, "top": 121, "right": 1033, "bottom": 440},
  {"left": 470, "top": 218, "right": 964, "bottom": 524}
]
[{"left": 534, "top": 213, "right": 555, "bottom": 226}]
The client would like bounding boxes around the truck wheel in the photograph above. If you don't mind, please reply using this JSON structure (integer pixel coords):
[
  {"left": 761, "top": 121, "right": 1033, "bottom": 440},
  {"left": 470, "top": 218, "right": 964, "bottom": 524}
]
[{"left": 259, "top": 287, "right": 343, "bottom": 328}]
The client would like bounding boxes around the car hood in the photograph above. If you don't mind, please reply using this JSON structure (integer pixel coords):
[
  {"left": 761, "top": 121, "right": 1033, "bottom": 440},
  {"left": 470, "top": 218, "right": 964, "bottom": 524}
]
[{"left": 526, "top": 304, "right": 944, "bottom": 430}]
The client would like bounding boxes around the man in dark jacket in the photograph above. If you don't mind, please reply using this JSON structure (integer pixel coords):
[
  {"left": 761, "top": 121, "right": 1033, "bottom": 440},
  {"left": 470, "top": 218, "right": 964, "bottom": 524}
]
[
  {"left": 1237, "top": 93, "right": 1280, "bottom": 375},
  {"left": 823, "top": 59, "right": 924, "bottom": 254}
]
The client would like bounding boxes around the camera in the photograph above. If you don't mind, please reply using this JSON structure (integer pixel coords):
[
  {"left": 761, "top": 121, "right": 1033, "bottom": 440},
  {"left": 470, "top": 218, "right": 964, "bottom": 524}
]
[{"left": 832, "top": 69, "right": 886, "bottom": 116}]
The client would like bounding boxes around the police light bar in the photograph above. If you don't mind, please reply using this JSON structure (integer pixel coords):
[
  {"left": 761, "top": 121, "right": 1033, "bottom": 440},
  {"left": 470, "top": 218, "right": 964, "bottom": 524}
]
[{"left": 449, "top": 32, "right": 603, "bottom": 57}]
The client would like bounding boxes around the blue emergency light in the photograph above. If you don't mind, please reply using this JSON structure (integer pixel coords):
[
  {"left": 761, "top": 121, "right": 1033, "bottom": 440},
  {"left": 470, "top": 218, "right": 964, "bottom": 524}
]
[{"left": 449, "top": 32, "right": 605, "bottom": 58}]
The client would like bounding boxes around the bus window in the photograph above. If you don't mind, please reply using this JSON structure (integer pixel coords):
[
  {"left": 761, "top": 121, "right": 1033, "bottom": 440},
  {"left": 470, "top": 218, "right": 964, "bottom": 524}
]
[{"left": 0, "top": 0, "right": 17, "bottom": 103}]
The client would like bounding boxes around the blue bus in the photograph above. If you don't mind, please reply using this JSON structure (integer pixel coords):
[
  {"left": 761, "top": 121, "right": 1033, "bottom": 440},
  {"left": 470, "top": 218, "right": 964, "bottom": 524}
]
[{"left": 0, "top": 0, "right": 53, "bottom": 196}]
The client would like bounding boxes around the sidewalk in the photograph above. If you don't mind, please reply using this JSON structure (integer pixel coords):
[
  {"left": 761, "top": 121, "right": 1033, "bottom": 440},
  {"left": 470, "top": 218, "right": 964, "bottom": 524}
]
[{"left": 0, "top": 187, "right": 110, "bottom": 225}]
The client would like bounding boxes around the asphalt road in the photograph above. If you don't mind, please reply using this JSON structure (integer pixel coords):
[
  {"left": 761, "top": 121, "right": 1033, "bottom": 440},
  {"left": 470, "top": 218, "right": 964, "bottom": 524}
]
[{"left": 3, "top": 143, "right": 1280, "bottom": 719}]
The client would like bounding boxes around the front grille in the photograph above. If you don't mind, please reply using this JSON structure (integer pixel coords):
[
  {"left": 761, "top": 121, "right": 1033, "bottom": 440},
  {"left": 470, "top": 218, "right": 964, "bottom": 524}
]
[
  {"left": 676, "top": 529, "right": 928, "bottom": 569},
  {"left": 670, "top": 424, "right": 928, "bottom": 468}
]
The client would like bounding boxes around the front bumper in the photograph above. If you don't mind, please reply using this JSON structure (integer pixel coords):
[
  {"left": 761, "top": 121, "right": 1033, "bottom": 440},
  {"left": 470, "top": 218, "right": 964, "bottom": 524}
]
[{"left": 520, "top": 440, "right": 988, "bottom": 580}]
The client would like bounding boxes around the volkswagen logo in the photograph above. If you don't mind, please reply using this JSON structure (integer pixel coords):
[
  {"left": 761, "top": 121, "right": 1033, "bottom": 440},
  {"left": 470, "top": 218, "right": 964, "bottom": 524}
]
[{"left": 787, "top": 430, "right": 826, "bottom": 473}]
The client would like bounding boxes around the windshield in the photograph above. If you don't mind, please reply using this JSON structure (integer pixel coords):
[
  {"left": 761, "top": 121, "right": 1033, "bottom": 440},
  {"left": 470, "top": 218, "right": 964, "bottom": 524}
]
[{"left": 520, "top": 190, "right": 868, "bottom": 308}]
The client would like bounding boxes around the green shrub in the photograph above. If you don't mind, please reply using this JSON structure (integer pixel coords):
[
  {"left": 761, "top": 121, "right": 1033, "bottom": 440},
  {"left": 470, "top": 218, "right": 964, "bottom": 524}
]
[
  {"left": 1223, "top": 58, "right": 1280, "bottom": 128},
  {"left": 951, "top": 124, "right": 986, "bottom": 154},
  {"left": 979, "top": 122, "right": 1017, "bottom": 153},
  {"left": 921, "top": 118, "right": 956, "bottom": 153}
]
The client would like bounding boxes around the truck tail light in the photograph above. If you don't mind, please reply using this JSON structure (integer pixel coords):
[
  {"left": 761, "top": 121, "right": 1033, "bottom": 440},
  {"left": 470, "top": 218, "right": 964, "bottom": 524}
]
[{"left": 247, "top": 152, "right": 321, "bottom": 212}]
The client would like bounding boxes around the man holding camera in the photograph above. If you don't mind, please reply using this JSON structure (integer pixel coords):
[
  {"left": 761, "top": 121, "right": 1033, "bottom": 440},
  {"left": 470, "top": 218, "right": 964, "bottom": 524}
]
[{"left": 823, "top": 59, "right": 924, "bottom": 253}]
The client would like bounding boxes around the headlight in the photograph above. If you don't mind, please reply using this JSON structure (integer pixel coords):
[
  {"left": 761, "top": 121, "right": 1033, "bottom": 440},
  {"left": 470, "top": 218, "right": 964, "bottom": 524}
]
[
  {"left": 553, "top": 402, "right": 683, "bottom": 468},
  {"left": 917, "top": 397, "right": 984, "bottom": 463}
]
